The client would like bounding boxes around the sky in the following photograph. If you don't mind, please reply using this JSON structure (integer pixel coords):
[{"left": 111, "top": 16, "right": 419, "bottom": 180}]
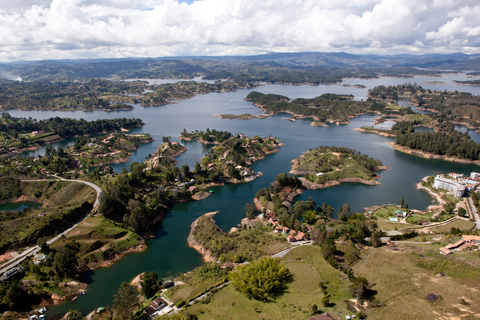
[{"left": 0, "top": 0, "right": 480, "bottom": 62}]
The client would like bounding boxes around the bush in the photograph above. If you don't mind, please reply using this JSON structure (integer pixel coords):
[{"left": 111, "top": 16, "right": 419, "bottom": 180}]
[{"left": 229, "top": 257, "right": 291, "bottom": 301}]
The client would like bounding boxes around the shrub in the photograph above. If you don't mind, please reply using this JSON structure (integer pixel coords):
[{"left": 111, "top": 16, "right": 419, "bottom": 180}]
[{"left": 229, "top": 257, "right": 291, "bottom": 301}]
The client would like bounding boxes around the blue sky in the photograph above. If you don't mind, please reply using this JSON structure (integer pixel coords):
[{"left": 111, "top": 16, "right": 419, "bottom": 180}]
[{"left": 0, "top": 0, "right": 479, "bottom": 62}]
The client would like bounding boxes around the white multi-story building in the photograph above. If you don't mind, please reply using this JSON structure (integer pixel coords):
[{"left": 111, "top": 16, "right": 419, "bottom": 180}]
[{"left": 433, "top": 175, "right": 466, "bottom": 197}]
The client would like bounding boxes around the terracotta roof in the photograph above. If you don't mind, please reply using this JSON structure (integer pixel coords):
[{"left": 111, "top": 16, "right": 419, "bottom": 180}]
[
  {"left": 445, "top": 240, "right": 465, "bottom": 249},
  {"left": 309, "top": 313, "right": 335, "bottom": 320},
  {"left": 439, "top": 247, "right": 452, "bottom": 255},
  {"left": 462, "top": 235, "right": 480, "bottom": 242}
]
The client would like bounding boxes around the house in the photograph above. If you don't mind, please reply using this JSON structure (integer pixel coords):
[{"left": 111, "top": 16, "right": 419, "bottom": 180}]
[
  {"left": 143, "top": 297, "right": 168, "bottom": 318},
  {"left": 282, "top": 227, "right": 290, "bottom": 234},
  {"left": 462, "top": 235, "right": 480, "bottom": 244},
  {"left": 380, "top": 237, "right": 391, "bottom": 243},
  {"left": 34, "top": 254, "right": 47, "bottom": 264},
  {"left": 287, "top": 235, "right": 297, "bottom": 243},
  {"left": 275, "top": 226, "right": 282, "bottom": 234},
  {"left": 188, "top": 186, "right": 198, "bottom": 193},
  {"left": 309, "top": 313, "right": 335, "bottom": 320},
  {"left": 394, "top": 210, "right": 406, "bottom": 218},
  {"left": 445, "top": 240, "right": 465, "bottom": 250},
  {"left": 268, "top": 216, "right": 279, "bottom": 225},
  {"left": 296, "top": 232, "right": 308, "bottom": 241},
  {"left": 290, "top": 230, "right": 297, "bottom": 236}
]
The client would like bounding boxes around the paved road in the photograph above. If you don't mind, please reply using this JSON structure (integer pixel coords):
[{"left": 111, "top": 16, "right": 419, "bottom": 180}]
[
  {"left": 271, "top": 241, "right": 312, "bottom": 258},
  {"left": 0, "top": 177, "right": 102, "bottom": 276},
  {"left": 467, "top": 197, "right": 480, "bottom": 229}
]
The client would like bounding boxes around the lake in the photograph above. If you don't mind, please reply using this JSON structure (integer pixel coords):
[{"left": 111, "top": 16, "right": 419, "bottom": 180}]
[{"left": 7, "top": 73, "right": 480, "bottom": 317}]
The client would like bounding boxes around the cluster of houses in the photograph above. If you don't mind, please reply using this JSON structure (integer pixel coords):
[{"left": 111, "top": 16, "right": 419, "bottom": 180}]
[
  {"left": 439, "top": 235, "right": 480, "bottom": 255},
  {"left": 433, "top": 172, "right": 480, "bottom": 197},
  {"left": 264, "top": 212, "right": 309, "bottom": 243}
]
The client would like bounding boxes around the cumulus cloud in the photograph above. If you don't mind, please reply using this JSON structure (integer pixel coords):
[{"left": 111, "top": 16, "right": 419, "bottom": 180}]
[{"left": 0, "top": 0, "right": 479, "bottom": 61}]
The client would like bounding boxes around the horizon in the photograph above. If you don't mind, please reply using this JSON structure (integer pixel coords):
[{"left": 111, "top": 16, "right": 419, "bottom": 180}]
[{"left": 0, "top": 0, "right": 480, "bottom": 63}]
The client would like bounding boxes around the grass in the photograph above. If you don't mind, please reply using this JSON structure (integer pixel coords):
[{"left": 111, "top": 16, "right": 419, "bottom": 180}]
[
  {"left": 376, "top": 219, "right": 417, "bottom": 231},
  {"left": 354, "top": 246, "right": 480, "bottom": 320},
  {"left": 55, "top": 216, "right": 143, "bottom": 266},
  {"left": 427, "top": 219, "right": 475, "bottom": 233},
  {"left": 177, "top": 245, "right": 355, "bottom": 320},
  {"left": 373, "top": 206, "right": 401, "bottom": 219}
]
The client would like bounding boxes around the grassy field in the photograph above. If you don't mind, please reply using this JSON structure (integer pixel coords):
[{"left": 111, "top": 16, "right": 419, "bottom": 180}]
[
  {"left": 57, "top": 215, "right": 142, "bottom": 266},
  {"left": 354, "top": 245, "right": 480, "bottom": 320},
  {"left": 178, "top": 245, "right": 356, "bottom": 320},
  {"left": 376, "top": 219, "right": 415, "bottom": 231}
]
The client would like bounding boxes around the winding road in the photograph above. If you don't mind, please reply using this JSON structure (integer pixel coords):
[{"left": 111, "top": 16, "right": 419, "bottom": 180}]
[{"left": 0, "top": 177, "right": 102, "bottom": 276}]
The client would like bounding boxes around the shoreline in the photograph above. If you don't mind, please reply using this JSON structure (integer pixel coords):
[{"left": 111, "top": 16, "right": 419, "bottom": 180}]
[
  {"left": 354, "top": 127, "right": 397, "bottom": 137},
  {"left": 187, "top": 211, "right": 218, "bottom": 263},
  {"left": 298, "top": 176, "right": 381, "bottom": 190},
  {"left": 389, "top": 142, "right": 480, "bottom": 166}
]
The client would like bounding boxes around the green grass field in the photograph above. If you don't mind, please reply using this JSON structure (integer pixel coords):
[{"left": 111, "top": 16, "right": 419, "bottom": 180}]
[{"left": 175, "top": 245, "right": 356, "bottom": 320}]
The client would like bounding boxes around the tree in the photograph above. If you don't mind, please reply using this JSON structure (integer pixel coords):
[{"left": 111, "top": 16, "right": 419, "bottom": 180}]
[
  {"left": 229, "top": 257, "right": 291, "bottom": 301},
  {"left": 303, "top": 210, "right": 316, "bottom": 225},
  {"left": 53, "top": 246, "right": 78, "bottom": 279},
  {"left": 141, "top": 271, "right": 159, "bottom": 298},
  {"left": 162, "top": 136, "right": 172, "bottom": 143},
  {"left": 113, "top": 282, "right": 139, "bottom": 320},
  {"left": 310, "top": 304, "right": 318, "bottom": 315},
  {"left": 458, "top": 207, "right": 467, "bottom": 217},
  {"left": 245, "top": 202, "right": 259, "bottom": 220},
  {"left": 67, "top": 309, "right": 83, "bottom": 320},
  {"left": 321, "top": 294, "right": 331, "bottom": 308},
  {"left": 401, "top": 197, "right": 404, "bottom": 208},
  {"left": 349, "top": 277, "right": 375, "bottom": 302}
]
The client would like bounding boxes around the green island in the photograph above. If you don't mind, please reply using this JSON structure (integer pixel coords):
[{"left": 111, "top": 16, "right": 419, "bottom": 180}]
[
  {"left": 178, "top": 129, "right": 283, "bottom": 183},
  {"left": 391, "top": 130, "right": 480, "bottom": 165},
  {"left": 65, "top": 133, "right": 154, "bottom": 168},
  {"left": 453, "top": 79, "right": 480, "bottom": 86},
  {"left": 0, "top": 79, "right": 256, "bottom": 111},
  {"left": 218, "top": 90, "right": 409, "bottom": 126},
  {"left": 368, "top": 84, "right": 480, "bottom": 127},
  {"left": 290, "top": 146, "right": 387, "bottom": 189},
  {"left": 0, "top": 114, "right": 145, "bottom": 158}
]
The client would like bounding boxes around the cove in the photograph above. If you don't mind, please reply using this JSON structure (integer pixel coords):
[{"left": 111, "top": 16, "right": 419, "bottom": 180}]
[{"left": 5, "top": 74, "right": 474, "bottom": 317}]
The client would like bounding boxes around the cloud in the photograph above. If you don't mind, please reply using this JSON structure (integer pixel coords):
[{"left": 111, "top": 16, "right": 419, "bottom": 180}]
[{"left": 0, "top": 0, "right": 479, "bottom": 61}]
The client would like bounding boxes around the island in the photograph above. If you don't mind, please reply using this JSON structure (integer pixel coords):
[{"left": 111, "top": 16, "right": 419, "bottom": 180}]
[
  {"left": 0, "top": 79, "right": 258, "bottom": 111},
  {"left": 217, "top": 90, "right": 411, "bottom": 127},
  {"left": 391, "top": 130, "right": 480, "bottom": 165},
  {"left": 66, "top": 133, "right": 154, "bottom": 167},
  {"left": 0, "top": 114, "right": 145, "bottom": 157},
  {"left": 290, "top": 146, "right": 388, "bottom": 189}
]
